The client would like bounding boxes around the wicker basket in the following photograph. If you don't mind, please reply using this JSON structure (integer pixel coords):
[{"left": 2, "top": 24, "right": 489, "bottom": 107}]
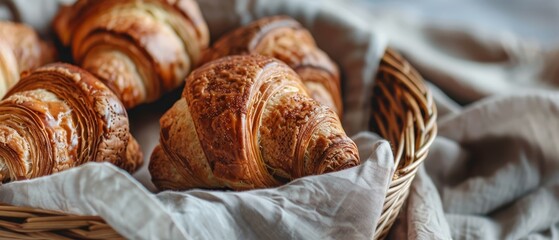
[
  {"left": 0, "top": 203, "right": 122, "bottom": 240},
  {"left": 370, "top": 48, "right": 437, "bottom": 239},
  {"left": 0, "top": 48, "right": 437, "bottom": 240}
]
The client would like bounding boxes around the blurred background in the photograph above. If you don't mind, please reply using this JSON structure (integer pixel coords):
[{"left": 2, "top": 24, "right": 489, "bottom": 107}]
[
  {"left": 357, "top": 0, "right": 559, "bottom": 48},
  {"left": 313, "top": 0, "right": 559, "bottom": 109},
  {"left": 3, "top": 0, "right": 558, "bottom": 47}
]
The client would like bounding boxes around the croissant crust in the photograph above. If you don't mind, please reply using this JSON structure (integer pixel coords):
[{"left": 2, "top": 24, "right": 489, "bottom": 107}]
[
  {"left": 150, "top": 55, "right": 359, "bottom": 191},
  {"left": 53, "top": 0, "right": 210, "bottom": 108},
  {"left": 0, "top": 63, "right": 143, "bottom": 182},
  {"left": 201, "top": 16, "right": 343, "bottom": 116},
  {"left": 0, "top": 21, "right": 55, "bottom": 98}
]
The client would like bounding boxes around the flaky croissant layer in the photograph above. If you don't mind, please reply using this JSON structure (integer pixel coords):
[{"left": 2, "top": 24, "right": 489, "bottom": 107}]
[
  {"left": 53, "top": 0, "right": 209, "bottom": 109},
  {"left": 0, "top": 63, "right": 142, "bottom": 182},
  {"left": 0, "top": 21, "right": 55, "bottom": 98},
  {"left": 201, "top": 16, "right": 343, "bottom": 117},
  {"left": 150, "top": 55, "right": 359, "bottom": 191}
]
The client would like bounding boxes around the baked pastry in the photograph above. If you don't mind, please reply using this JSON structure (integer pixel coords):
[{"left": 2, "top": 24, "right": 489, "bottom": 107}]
[
  {"left": 0, "top": 21, "right": 55, "bottom": 98},
  {"left": 201, "top": 16, "right": 343, "bottom": 117},
  {"left": 0, "top": 63, "right": 143, "bottom": 182},
  {"left": 53, "top": 0, "right": 210, "bottom": 108},
  {"left": 149, "top": 55, "right": 359, "bottom": 191}
]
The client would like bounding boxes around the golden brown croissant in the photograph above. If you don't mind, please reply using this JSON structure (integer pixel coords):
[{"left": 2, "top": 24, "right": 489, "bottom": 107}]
[
  {"left": 149, "top": 55, "right": 359, "bottom": 191},
  {"left": 0, "top": 21, "right": 55, "bottom": 98},
  {"left": 53, "top": 0, "right": 209, "bottom": 108},
  {"left": 0, "top": 63, "right": 143, "bottom": 182},
  {"left": 201, "top": 16, "right": 343, "bottom": 117}
]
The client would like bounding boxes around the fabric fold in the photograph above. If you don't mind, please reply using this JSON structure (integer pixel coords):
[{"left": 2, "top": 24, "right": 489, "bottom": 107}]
[{"left": 0, "top": 134, "right": 394, "bottom": 240}]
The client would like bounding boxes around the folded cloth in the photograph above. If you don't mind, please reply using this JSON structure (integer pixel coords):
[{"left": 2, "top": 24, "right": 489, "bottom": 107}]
[
  {"left": 0, "top": 133, "right": 394, "bottom": 240},
  {"left": 359, "top": 0, "right": 559, "bottom": 105},
  {"left": 353, "top": 1, "right": 559, "bottom": 239},
  {"left": 391, "top": 92, "right": 559, "bottom": 240}
]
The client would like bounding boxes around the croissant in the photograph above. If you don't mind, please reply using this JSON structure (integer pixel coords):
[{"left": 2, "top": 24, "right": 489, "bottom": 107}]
[
  {"left": 201, "top": 16, "right": 343, "bottom": 117},
  {"left": 0, "top": 63, "right": 143, "bottom": 182},
  {"left": 149, "top": 55, "right": 359, "bottom": 191},
  {"left": 53, "top": 0, "right": 209, "bottom": 108},
  {"left": 0, "top": 21, "right": 55, "bottom": 98}
]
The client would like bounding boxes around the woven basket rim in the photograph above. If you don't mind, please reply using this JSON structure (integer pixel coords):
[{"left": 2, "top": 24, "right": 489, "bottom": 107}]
[{"left": 371, "top": 48, "right": 437, "bottom": 240}]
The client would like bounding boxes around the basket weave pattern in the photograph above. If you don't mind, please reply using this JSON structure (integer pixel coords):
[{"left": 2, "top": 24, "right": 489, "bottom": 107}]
[
  {"left": 370, "top": 48, "right": 437, "bottom": 239},
  {"left": 0, "top": 203, "right": 121, "bottom": 240},
  {"left": 0, "top": 49, "right": 436, "bottom": 239}
]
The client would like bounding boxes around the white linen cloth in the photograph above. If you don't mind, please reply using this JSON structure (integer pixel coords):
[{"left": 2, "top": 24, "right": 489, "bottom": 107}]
[
  {"left": 0, "top": 134, "right": 394, "bottom": 240},
  {"left": 1, "top": 0, "right": 559, "bottom": 239},
  {"left": 390, "top": 92, "right": 559, "bottom": 240}
]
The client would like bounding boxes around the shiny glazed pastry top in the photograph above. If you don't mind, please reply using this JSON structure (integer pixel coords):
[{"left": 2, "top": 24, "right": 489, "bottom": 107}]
[
  {"left": 0, "top": 63, "right": 143, "bottom": 182},
  {"left": 0, "top": 21, "right": 55, "bottom": 98},
  {"left": 201, "top": 16, "right": 343, "bottom": 117},
  {"left": 53, "top": 0, "right": 210, "bottom": 108},
  {"left": 149, "top": 55, "right": 359, "bottom": 191}
]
